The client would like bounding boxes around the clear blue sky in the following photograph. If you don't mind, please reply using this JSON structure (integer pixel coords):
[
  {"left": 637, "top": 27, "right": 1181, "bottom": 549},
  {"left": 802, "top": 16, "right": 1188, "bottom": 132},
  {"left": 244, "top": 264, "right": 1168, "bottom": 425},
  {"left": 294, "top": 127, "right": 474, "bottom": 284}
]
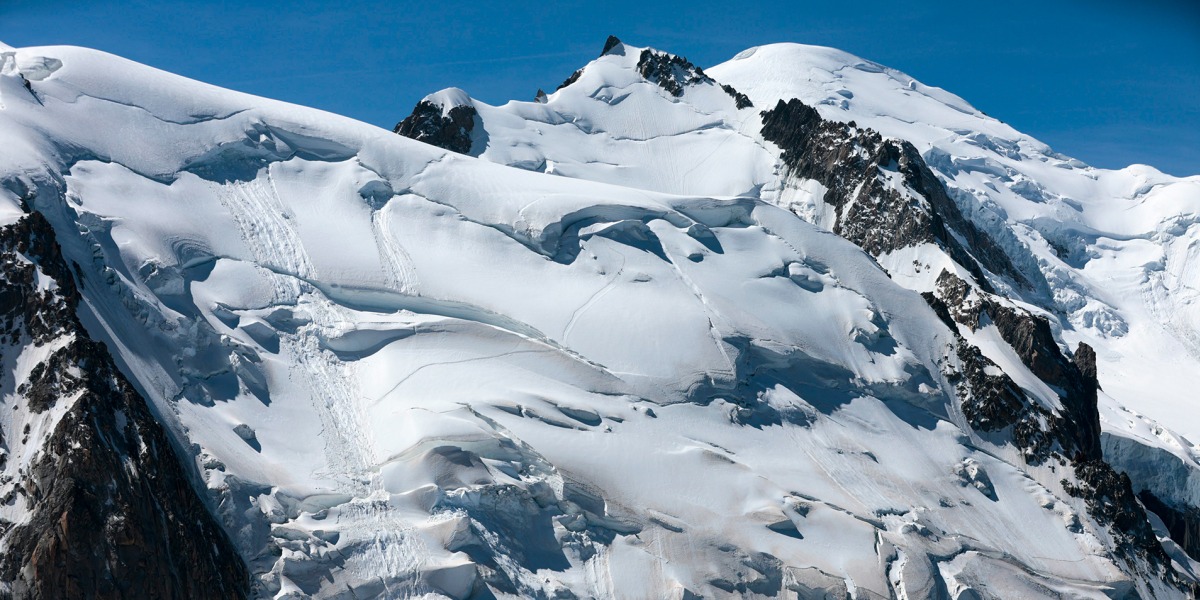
[{"left": 3, "top": 0, "right": 1198, "bottom": 175}]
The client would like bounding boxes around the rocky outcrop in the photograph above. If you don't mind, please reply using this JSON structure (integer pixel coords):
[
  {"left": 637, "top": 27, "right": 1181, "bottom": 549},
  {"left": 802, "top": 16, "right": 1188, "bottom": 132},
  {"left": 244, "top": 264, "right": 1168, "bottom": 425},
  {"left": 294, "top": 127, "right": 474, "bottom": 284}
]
[
  {"left": 0, "top": 208, "right": 249, "bottom": 599},
  {"left": 556, "top": 68, "right": 583, "bottom": 91},
  {"left": 1062, "top": 461, "right": 1172, "bottom": 568},
  {"left": 721, "top": 84, "right": 753, "bottom": 109},
  {"left": 923, "top": 269, "right": 1179, "bottom": 580},
  {"left": 1138, "top": 490, "right": 1200, "bottom": 562},
  {"left": 601, "top": 35, "right": 623, "bottom": 56},
  {"left": 948, "top": 336, "right": 1056, "bottom": 461},
  {"left": 933, "top": 270, "right": 1101, "bottom": 461},
  {"left": 635, "top": 48, "right": 751, "bottom": 107},
  {"left": 393, "top": 100, "right": 477, "bottom": 154},
  {"left": 760, "top": 98, "right": 1025, "bottom": 292}
]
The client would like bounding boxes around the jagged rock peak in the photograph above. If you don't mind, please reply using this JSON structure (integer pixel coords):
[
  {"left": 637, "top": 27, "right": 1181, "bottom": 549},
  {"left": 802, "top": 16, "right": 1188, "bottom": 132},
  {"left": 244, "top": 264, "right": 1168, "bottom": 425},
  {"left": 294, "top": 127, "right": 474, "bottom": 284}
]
[
  {"left": 601, "top": 35, "right": 623, "bottom": 56},
  {"left": 556, "top": 68, "right": 583, "bottom": 91},
  {"left": 631, "top": 46, "right": 751, "bottom": 107},
  {"left": 635, "top": 47, "right": 713, "bottom": 97},
  {"left": 393, "top": 87, "right": 477, "bottom": 154}
]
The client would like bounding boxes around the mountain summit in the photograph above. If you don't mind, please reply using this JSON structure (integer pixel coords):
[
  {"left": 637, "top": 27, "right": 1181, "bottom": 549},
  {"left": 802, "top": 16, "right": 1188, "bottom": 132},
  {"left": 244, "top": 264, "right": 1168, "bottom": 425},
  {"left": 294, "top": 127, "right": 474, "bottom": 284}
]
[{"left": 0, "top": 38, "right": 1198, "bottom": 598}]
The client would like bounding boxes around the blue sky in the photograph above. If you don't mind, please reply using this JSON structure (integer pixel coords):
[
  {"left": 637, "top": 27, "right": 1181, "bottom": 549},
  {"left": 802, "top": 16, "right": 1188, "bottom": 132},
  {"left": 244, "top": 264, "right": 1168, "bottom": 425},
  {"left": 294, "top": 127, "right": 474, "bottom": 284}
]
[{"left": 3, "top": 0, "right": 1198, "bottom": 175}]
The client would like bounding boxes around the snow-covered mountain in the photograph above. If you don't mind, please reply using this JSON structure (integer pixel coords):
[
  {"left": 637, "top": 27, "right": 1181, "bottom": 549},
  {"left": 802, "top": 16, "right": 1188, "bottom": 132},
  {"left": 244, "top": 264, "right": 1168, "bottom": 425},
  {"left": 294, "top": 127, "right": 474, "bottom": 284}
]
[{"left": 0, "top": 35, "right": 1197, "bottom": 599}]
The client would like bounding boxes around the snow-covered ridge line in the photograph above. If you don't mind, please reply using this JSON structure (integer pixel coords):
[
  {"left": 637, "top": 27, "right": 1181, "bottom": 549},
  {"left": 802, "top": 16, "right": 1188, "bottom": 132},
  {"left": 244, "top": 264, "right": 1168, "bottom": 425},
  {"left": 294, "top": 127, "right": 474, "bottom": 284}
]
[
  {"left": 395, "top": 34, "right": 1200, "bottom": 594},
  {"left": 0, "top": 38, "right": 1197, "bottom": 598}
]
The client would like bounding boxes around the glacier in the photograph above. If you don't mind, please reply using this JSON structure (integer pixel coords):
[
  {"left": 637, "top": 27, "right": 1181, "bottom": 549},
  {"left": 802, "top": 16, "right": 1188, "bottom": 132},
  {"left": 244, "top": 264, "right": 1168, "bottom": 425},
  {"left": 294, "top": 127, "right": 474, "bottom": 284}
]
[{"left": 0, "top": 36, "right": 1197, "bottom": 599}]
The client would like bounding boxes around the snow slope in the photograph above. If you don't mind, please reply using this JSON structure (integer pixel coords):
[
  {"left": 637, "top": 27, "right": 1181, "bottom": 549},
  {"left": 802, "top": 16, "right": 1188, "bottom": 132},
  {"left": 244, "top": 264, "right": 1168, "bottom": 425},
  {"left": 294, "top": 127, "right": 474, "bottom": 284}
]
[
  {"left": 425, "top": 39, "right": 1200, "bottom": 439},
  {"left": 710, "top": 43, "right": 1200, "bottom": 443},
  {"left": 0, "top": 41, "right": 1194, "bottom": 598},
  {"left": 411, "top": 38, "right": 1200, "bottom": 569}
]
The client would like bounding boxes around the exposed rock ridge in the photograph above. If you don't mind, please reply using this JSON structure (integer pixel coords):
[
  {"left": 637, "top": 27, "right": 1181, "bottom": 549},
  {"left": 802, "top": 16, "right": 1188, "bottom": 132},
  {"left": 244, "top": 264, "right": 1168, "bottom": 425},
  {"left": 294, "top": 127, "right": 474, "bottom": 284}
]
[
  {"left": 933, "top": 270, "right": 1101, "bottom": 460},
  {"left": 1138, "top": 490, "right": 1200, "bottom": 562},
  {"left": 0, "top": 205, "right": 249, "bottom": 599},
  {"left": 555, "top": 68, "right": 583, "bottom": 92},
  {"left": 760, "top": 98, "right": 1025, "bottom": 292},
  {"left": 394, "top": 100, "right": 478, "bottom": 154},
  {"left": 928, "top": 269, "right": 1184, "bottom": 581},
  {"left": 635, "top": 48, "right": 752, "bottom": 108},
  {"left": 551, "top": 35, "right": 753, "bottom": 107}
]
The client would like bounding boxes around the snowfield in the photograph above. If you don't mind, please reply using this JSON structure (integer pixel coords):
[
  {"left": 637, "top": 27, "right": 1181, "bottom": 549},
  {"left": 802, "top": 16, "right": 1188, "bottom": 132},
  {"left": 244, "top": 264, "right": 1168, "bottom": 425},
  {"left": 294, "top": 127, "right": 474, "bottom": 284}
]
[{"left": 0, "top": 38, "right": 1197, "bottom": 599}]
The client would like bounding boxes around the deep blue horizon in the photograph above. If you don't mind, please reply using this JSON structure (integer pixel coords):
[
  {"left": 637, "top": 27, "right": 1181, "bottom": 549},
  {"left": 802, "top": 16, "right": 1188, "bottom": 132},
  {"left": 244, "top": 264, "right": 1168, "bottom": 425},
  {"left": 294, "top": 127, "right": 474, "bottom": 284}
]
[{"left": 3, "top": 0, "right": 1198, "bottom": 176}]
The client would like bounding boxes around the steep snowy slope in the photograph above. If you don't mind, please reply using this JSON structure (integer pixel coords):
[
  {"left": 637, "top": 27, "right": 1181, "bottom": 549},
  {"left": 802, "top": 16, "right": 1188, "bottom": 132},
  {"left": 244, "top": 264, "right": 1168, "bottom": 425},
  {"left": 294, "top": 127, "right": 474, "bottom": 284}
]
[
  {"left": 0, "top": 40, "right": 1195, "bottom": 599},
  {"left": 710, "top": 43, "right": 1200, "bottom": 438},
  {"left": 398, "top": 37, "right": 1200, "bottom": 575},
  {"left": 0, "top": 193, "right": 247, "bottom": 596},
  {"left": 402, "top": 37, "right": 1200, "bottom": 437}
]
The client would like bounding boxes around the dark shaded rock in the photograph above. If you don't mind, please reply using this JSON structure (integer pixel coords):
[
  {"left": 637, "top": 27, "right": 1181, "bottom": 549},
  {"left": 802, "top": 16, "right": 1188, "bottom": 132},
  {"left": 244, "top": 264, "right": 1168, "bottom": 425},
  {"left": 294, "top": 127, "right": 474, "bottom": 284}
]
[
  {"left": 933, "top": 270, "right": 1102, "bottom": 462},
  {"left": 951, "top": 340, "right": 1031, "bottom": 432},
  {"left": 919, "top": 291, "right": 958, "bottom": 331},
  {"left": 1138, "top": 490, "right": 1200, "bottom": 562},
  {"left": 983, "top": 300, "right": 1101, "bottom": 460},
  {"left": 534, "top": 88, "right": 548, "bottom": 104},
  {"left": 601, "top": 35, "right": 622, "bottom": 56},
  {"left": 1062, "top": 461, "right": 1171, "bottom": 568},
  {"left": 721, "top": 83, "right": 753, "bottom": 109},
  {"left": 922, "top": 269, "right": 1180, "bottom": 587},
  {"left": 636, "top": 48, "right": 710, "bottom": 97},
  {"left": 0, "top": 212, "right": 78, "bottom": 347},
  {"left": 17, "top": 341, "right": 87, "bottom": 413},
  {"left": 1074, "top": 342, "right": 1098, "bottom": 389},
  {"left": 393, "top": 100, "right": 477, "bottom": 154},
  {"left": 0, "top": 210, "right": 249, "bottom": 599},
  {"left": 760, "top": 98, "right": 1026, "bottom": 292},
  {"left": 634, "top": 48, "right": 752, "bottom": 108},
  {"left": 556, "top": 69, "right": 583, "bottom": 91}
]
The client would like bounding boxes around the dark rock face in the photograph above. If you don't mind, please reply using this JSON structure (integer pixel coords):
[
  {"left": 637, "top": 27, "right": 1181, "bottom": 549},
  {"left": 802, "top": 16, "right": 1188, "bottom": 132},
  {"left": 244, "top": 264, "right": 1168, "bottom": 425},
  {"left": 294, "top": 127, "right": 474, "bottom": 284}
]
[
  {"left": 923, "top": 269, "right": 1178, "bottom": 580},
  {"left": 928, "top": 278, "right": 1059, "bottom": 462},
  {"left": 393, "top": 100, "right": 477, "bottom": 154},
  {"left": 0, "top": 210, "right": 248, "bottom": 599},
  {"left": 758, "top": 98, "right": 1168, "bottom": 578},
  {"left": 1138, "top": 490, "right": 1200, "bottom": 562},
  {"left": 556, "top": 68, "right": 583, "bottom": 91},
  {"left": 949, "top": 337, "right": 1055, "bottom": 460},
  {"left": 933, "top": 270, "right": 1102, "bottom": 461},
  {"left": 721, "top": 84, "right": 753, "bottom": 109},
  {"left": 1062, "top": 462, "right": 1171, "bottom": 568},
  {"left": 601, "top": 35, "right": 623, "bottom": 56},
  {"left": 0, "top": 213, "right": 78, "bottom": 347},
  {"left": 636, "top": 49, "right": 710, "bottom": 97},
  {"left": 634, "top": 49, "right": 751, "bottom": 107},
  {"left": 760, "top": 99, "right": 1024, "bottom": 292}
]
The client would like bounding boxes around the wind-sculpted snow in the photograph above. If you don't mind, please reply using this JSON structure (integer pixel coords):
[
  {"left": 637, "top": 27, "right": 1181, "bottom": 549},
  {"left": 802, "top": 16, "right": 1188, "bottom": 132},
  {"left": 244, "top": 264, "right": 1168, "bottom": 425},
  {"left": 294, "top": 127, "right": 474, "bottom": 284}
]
[
  {"left": 709, "top": 42, "right": 1200, "bottom": 437},
  {"left": 411, "top": 37, "right": 1200, "bottom": 587},
  {"left": 0, "top": 41, "right": 1196, "bottom": 598}
]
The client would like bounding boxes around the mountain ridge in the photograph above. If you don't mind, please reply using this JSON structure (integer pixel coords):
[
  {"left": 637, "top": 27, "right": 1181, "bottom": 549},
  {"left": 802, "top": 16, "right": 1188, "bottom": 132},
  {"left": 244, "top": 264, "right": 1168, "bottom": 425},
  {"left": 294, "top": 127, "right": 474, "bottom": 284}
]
[{"left": 0, "top": 37, "right": 1197, "bottom": 598}]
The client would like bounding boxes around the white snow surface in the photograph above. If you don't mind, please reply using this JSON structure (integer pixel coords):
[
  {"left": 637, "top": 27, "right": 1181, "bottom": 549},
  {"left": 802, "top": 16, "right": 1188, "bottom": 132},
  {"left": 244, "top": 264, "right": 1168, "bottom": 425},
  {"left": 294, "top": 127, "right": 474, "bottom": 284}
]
[
  {"left": 0, "top": 42, "right": 1193, "bottom": 598},
  {"left": 441, "top": 39, "right": 1200, "bottom": 556},
  {"left": 448, "top": 40, "right": 1200, "bottom": 441},
  {"left": 710, "top": 43, "right": 1200, "bottom": 443}
]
